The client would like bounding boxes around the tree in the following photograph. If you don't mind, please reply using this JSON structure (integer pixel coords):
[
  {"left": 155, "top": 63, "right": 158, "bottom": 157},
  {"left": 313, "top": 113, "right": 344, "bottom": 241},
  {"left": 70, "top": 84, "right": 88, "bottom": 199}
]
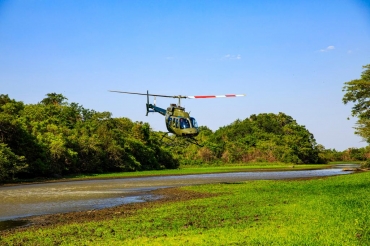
[
  {"left": 40, "top": 93, "right": 67, "bottom": 106},
  {"left": 0, "top": 143, "right": 28, "bottom": 181},
  {"left": 176, "top": 112, "right": 321, "bottom": 164},
  {"left": 342, "top": 64, "right": 370, "bottom": 142}
]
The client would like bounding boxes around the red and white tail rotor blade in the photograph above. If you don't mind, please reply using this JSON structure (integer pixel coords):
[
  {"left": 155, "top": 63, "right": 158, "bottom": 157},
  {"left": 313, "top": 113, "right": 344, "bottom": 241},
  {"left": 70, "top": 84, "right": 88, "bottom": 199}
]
[{"left": 187, "top": 94, "right": 245, "bottom": 99}]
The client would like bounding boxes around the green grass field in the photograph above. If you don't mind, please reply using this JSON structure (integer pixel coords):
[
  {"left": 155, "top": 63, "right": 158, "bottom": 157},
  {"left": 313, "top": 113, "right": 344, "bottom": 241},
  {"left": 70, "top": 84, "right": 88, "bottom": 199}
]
[{"left": 1, "top": 170, "right": 369, "bottom": 245}]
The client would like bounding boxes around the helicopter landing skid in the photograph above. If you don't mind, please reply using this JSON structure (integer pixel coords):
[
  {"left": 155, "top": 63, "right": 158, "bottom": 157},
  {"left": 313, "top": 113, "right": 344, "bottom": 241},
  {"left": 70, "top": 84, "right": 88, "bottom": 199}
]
[
  {"left": 160, "top": 132, "right": 170, "bottom": 141},
  {"left": 184, "top": 137, "right": 203, "bottom": 147},
  {"left": 160, "top": 132, "right": 178, "bottom": 147}
]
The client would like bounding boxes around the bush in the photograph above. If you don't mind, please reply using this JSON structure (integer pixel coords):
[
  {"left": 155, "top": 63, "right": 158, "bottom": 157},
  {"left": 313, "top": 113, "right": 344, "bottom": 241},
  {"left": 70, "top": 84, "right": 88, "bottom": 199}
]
[
  {"left": 0, "top": 143, "right": 28, "bottom": 181},
  {"left": 361, "top": 159, "right": 370, "bottom": 169}
]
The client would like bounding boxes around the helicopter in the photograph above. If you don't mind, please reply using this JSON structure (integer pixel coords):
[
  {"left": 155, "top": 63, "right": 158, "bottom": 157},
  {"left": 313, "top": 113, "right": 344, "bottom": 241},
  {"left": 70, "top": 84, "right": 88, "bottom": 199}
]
[{"left": 109, "top": 90, "right": 245, "bottom": 145}]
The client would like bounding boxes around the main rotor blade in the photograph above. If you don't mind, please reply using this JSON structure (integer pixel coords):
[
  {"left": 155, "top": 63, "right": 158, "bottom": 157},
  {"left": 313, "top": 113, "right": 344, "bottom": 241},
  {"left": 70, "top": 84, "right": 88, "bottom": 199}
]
[
  {"left": 187, "top": 94, "right": 246, "bottom": 99},
  {"left": 109, "top": 90, "right": 186, "bottom": 98},
  {"left": 109, "top": 90, "right": 245, "bottom": 99}
]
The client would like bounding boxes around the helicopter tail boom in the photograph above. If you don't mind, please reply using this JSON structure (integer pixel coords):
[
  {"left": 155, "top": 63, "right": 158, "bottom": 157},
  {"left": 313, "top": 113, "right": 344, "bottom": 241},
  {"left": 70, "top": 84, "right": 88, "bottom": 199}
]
[
  {"left": 145, "top": 90, "right": 166, "bottom": 116},
  {"left": 146, "top": 103, "right": 166, "bottom": 116}
]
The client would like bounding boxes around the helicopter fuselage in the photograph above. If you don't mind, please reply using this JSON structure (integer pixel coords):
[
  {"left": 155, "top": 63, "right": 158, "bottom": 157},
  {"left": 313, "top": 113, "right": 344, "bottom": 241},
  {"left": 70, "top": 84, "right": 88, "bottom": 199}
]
[{"left": 147, "top": 103, "right": 199, "bottom": 137}]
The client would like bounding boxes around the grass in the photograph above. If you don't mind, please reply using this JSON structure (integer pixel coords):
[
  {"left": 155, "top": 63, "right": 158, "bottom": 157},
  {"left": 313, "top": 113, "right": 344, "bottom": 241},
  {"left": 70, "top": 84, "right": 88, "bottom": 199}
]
[{"left": 1, "top": 171, "right": 369, "bottom": 245}]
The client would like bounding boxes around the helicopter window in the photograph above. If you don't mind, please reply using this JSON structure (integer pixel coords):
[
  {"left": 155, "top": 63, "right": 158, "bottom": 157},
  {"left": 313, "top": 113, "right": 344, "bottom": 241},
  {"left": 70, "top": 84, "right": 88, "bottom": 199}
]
[
  {"left": 167, "top": 117, "right": 172, "bottom": 127},
  {"left": 180, "top": 118, "right": 191, "bottom": 129},
  {"left": 190, "top": 117, "right": 198, "bottom": 128},
  {"left": 175, "top": 118, "right": 179, "bottom": 128}
]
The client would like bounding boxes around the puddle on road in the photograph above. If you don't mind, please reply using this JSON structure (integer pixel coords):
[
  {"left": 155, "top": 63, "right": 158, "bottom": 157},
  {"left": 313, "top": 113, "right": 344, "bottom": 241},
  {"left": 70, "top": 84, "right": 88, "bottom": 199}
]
[{"left": 0, "top": 164, "right": 359, "bottom": 231}]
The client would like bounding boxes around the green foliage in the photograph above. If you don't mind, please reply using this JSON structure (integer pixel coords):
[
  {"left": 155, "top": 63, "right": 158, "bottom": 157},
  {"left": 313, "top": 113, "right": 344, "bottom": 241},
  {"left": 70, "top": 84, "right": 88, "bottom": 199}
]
[
  {"left": 168, "top": 112, "right": 322, "bottom": 164},
  {"left": 5, "top": 90, "right": 368, "bottom": 181},
  {"left": 317, "top": 145, "right": 370, "bottom": 163},
  {"left": 343, "top": 64, "right": 370, "bottom": 142},
  {"left": 0, "top": 93, "right": 179, "bottom": 181},
  {"left": 362, "top": 159, "right": 370, "bottom": 168},
  {"left": 0, "top": 143, "right": 28, "bottom": 181},
  {"left": 40, "top": 93, "right": 68, "bottom": 106}
]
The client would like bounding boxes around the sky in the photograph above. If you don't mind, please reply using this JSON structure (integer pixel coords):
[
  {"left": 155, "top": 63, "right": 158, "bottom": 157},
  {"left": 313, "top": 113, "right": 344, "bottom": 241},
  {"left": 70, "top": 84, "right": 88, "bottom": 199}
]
[{"left": 1, "top": 0, "right": 369, "bottom": 151}]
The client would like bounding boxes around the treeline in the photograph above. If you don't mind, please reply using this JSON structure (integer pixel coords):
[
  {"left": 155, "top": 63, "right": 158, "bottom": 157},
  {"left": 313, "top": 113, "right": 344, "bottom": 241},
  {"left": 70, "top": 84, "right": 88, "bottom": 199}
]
[
  {"left": 0, "top": 93, "right": 178, "bottom": 182},
  {"left": 318, "top": 146, "right": 370, "bottom": 163},
  {"left": 164, "top": 112, "right": 325, "bottom": 165},
  {"left": 1, "top": 93, "right": 368, "bottom": 182},
  {"left": 164, "top": 112, "right": 370, "bottom": 166}
]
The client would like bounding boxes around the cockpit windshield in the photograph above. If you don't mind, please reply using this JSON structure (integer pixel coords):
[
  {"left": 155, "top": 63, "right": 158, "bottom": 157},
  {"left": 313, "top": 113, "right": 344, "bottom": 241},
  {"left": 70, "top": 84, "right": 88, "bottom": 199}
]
[
  {"left": 179, "top": 118, "right": 191, "bottom": 129},
  {"left": 190, "top": 117, "right": 198, "bottom": 128}
]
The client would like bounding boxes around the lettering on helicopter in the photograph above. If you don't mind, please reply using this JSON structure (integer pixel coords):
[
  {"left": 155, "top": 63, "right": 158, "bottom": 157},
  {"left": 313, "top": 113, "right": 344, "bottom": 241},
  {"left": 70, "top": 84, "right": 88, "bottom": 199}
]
[{"left": 109, "top": 90, "right": 245, "bottom": 145}]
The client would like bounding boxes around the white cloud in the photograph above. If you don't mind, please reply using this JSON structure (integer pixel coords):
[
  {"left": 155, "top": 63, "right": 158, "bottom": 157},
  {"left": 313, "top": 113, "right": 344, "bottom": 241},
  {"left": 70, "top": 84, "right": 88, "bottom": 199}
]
[
  {"left": 319, "top": 46, "right": 335, "bottom": 52},
  {"left": 223, "top": 54, "right": 242, "bottom": 60}
]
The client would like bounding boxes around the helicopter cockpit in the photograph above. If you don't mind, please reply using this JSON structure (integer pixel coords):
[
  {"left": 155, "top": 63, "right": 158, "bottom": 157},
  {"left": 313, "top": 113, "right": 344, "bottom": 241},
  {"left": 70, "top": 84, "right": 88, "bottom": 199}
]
[
  {"left": 189, "top": 117, "right": 198, "bottom": 129},
  {"left": 167, "top": 116, "right": 199, "bottom": 132},
  {"left": 179, "top": 118, "right": 190, "bottom": 129}
]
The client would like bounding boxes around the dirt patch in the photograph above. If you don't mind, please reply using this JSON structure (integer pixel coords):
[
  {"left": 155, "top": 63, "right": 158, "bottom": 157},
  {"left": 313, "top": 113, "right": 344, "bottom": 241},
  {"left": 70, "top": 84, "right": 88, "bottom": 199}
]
[{"left": 0, "top": 187, "right": 215, "bottom": 236}]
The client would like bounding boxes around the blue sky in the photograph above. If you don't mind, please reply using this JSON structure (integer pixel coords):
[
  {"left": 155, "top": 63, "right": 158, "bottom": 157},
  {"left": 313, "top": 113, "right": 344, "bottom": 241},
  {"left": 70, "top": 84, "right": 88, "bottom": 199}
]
[{"left": 1, "top": 0, "right": 369, "bottom": 150}]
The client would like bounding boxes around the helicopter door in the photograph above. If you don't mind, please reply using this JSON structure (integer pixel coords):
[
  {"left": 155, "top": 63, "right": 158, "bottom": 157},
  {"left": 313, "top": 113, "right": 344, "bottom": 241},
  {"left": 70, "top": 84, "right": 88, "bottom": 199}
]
[
  {"left": 166, "top": 117, "right": 172, "bottom": 132},
  {"left": 171, "top": 118, "right": 175, "bottom": 127}
]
